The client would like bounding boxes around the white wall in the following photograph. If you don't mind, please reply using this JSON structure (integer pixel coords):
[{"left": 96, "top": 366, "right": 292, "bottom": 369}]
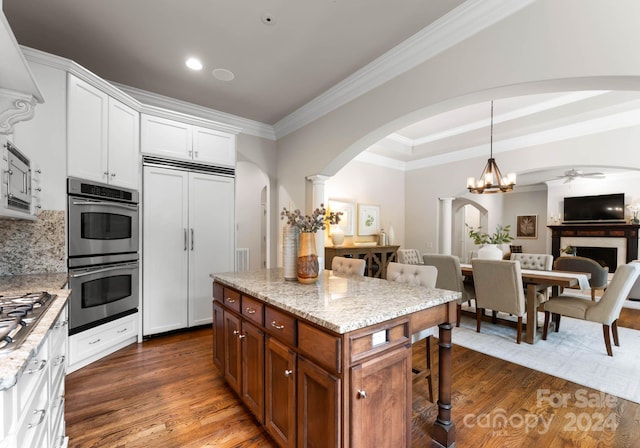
[
  {"left": 276, "top": 0, "right": 640, "bottom": 214},
  {"left": 325, "top": 159, "right": 405, "bottom": 247},
  {"left": 236, "top": 161, "right": 269, "bottom": 271}
]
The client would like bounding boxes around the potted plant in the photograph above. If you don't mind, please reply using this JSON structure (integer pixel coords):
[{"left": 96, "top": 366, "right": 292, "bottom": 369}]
[
  {"left": 467, "top": 224, "right": 514, "bottom": 259},
  {"left": 560, "top": 245, "right": 577, "bottom": 256}
]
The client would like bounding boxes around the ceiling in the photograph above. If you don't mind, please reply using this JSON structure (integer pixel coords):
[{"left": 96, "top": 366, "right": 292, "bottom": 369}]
[
  {"left": 3, "top": 0, "right": 464, "bottom": 125},
  {"left": 4, "top": 1, "right": 640, "bottom": 186}
]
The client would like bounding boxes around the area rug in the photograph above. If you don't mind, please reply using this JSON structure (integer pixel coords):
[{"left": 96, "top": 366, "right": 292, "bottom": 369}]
[{"left": 452, "top": 313, "right": 640, "bottom": 404}]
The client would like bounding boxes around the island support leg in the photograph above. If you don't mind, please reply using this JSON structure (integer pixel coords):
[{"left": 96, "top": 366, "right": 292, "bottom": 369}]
[{"left": 432, "top": 322, "right": 455, "bottom": 447}]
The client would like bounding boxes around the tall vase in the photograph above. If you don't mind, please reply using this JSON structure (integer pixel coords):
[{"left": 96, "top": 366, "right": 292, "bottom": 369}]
[
  {"left": 283, "top": 225, "right": 299, "bottom": 281},
  {"left": 297, "top": 232, "right": 319, "bottom": 284}
]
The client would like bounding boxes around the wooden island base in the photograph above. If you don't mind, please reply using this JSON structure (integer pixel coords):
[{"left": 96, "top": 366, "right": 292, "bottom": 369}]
[{"left": 212, "top": 273, "right": 457, "bottom": 448}]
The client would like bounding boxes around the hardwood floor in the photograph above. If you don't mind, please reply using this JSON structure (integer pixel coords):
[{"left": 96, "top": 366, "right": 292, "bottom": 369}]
[{"left": 66, "top": 308, "right": 640, "bottom": 448}]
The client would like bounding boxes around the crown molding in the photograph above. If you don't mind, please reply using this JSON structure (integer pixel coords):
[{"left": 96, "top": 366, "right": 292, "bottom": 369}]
[
  {"left": 354, "top": 151, "right": 407, "bottom": 171},
  {"left": 115, "top": 83, "right": 272, "bottom": 139},
  {"left": 273, "top": 0, "right": 535, "bottom": 139},
  {"left": 20, "top": 46, "right": 272, "bottom": 139}
]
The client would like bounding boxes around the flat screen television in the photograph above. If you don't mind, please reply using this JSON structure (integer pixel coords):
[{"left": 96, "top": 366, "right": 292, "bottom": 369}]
[{"left": 563, "top": 193, "right": 625, "bottom": 223}]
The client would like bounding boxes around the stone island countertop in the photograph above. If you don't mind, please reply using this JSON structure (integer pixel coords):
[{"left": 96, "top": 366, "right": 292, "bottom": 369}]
[
  {"left": 0, "top": 272, "right": 70, "bottom": 390},
  {"left": 211, "top": 268, "right": 461, "bottom": 334}
]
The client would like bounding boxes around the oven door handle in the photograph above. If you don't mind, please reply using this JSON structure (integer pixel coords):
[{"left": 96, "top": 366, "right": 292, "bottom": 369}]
[
  {"left": 69, "top": 263, "right": 138, "bottom": 278},
  {"left": 71, "top": 199, "right": 138, "bottom": 210}
]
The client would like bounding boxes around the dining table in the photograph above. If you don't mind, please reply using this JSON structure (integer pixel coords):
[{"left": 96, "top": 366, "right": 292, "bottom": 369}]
[{"left": 460, "top": 262, "right": 591, "bottom": 344}]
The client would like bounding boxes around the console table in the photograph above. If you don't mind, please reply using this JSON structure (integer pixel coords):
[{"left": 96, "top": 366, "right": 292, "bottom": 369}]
[{"left": 325, "top": 245, "right": 400, "bottom": 279}]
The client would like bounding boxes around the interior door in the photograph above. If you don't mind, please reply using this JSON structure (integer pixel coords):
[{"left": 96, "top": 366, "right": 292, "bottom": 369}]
[
  {"left": 142, "top": 166, "right": 189, "bottom": 335},
  {"left": 188, "top": 172, "right": 235, "bottom": 327}
]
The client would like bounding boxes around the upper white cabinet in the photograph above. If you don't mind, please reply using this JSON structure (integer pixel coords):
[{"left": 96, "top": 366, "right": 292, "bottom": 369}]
[
  {"left": 67, "top": 75, "right": 139, "bottom": 189},
  {"left": 140, "top": 114, "right": 236, "bottom": 167}
]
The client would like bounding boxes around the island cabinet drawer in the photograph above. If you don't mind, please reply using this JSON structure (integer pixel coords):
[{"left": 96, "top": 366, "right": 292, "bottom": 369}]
[
  {"left": 213, "top": 282, "right": 223, "bottom": 303},
  {"left": 348, "top": 317, "right": 411, "bottom": 364},
  {"left": 241, "top": 295, "right": 264, "bottom": 326},
  {"left": 298, "top": 321, "right": 341, "bottom": 374},
  {"left": 265, "top": 306, "right": 296, "bottom": 346},
  {"left": 222, "top": 288, "right": 241, "bottom": 313}
]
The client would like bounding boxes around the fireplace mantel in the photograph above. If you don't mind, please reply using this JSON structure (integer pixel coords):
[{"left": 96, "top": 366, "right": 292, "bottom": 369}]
[{"left": 548, "top": 223, "right": 640, "bottom": 262}]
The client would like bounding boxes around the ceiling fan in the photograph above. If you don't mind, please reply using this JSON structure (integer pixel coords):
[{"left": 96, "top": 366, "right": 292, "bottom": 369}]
[{"left": 555, "top": 168, "right": 606, "bottom": 183}]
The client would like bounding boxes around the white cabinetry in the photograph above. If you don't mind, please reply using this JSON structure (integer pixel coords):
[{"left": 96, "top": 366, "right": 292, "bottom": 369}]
[
  {"left": 0, "top": 304, "right": 68, "bottom": 448},
  {"left": 142, "top": 165, "right": 234, "bottom": 335},
  {"left": 68, "top": 75, "right": 139, "bottom": 189},
  {"left": 67, "top": 312, "right": 138, "bottom": 374},
  {"left": 140, "top": 114, "right": 235, "bottom": 167}
]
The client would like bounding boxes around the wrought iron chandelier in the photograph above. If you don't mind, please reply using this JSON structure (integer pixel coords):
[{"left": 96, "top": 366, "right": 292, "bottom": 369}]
[{"left": 466, "top": 101, "right": 516, "bottom": 194}]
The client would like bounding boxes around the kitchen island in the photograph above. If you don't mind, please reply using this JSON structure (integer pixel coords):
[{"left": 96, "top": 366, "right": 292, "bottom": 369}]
[{"left": 212, "top": 268, "right": 460, "bottom": 448}]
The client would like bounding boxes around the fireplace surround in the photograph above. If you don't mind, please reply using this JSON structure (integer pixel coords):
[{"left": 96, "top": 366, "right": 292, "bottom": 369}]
[{"left": 549, "top": 224, "right": 640, "bottom": 272}]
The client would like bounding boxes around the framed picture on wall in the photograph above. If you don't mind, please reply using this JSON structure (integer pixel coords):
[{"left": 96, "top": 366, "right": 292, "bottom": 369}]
[
  {"left": 327, "top": 199, "right": 355, "bottom": 236},
  {"left": 357, "top": 203, "right": 381, "bottom": 236},
  {"left": 516, "top": 215, "right": 538, "bottom": 239}
]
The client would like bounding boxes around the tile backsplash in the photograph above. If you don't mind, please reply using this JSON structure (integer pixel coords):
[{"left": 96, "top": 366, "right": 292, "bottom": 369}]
[{"left": 0, "top": 210, "right": 66, "bottom": 275}]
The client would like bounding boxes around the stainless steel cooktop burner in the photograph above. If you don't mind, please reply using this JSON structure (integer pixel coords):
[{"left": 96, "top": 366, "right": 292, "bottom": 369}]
[{"left": 0, "top": 292, "right": 55, "bottom": 353}]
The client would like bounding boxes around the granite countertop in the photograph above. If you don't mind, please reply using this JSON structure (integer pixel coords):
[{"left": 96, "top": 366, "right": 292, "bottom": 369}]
[
  {"left": 0, "top": 272, "right": 70, "bottom": 391},
  {"left": 211, "top": 268, "right": 461, "bottom": 334}
]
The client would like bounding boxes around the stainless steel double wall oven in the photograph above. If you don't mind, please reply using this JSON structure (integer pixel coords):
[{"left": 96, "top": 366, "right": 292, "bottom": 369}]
[{"left": 67, "top": 177, "right": 139, "bottom": 334}]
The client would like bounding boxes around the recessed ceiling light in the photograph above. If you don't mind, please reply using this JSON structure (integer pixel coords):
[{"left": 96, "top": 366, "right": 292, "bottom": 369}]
[
  {"left": 212, "top": 68, "right": 235, "bottom": 82},
  {"left": 185, "top": 57, "right": 203, "bottom": 71},
  {"left": 261, "top": 13, "right": 276, "bottom": 25}
]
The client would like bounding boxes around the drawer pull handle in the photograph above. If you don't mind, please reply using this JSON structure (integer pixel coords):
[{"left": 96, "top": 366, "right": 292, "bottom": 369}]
[
  {"left": 245, "top": 307, "right": 256, "bottom": 315},
  {"left": 232, "top": 330, "right": 246, "bottom": 339},
  {"left": 271, "top": 321, "right": 285, "bottom": 330},
  {"left": 89, "top": 338, "right": 101, "bottom": 345},
  {"left": 54, "top": 355, "right": 66, "bottom": 366},
  {"left": 284, "top": 369, "right": 293, "bottom": 377},
  {"left": 27, "top": 409, "right": 47, "bottom": 428},
  {"left": 357, "top": 390, "right": 367, "bottom": 399},
  {"left": 28, "top": 359, "right": 47, "bottom": 374},
  {"left": 117, "top": 328, "right": 128, "bottom": 334},
  {"left": 226, "top": 297, "right": 236, "bottom": 303},
  {"left": 54, "top": 319, "right": 68, "bottom": 329}
]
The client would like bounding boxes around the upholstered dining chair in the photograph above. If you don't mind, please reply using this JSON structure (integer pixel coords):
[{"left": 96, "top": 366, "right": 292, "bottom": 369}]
[
  {"left": 386, "top": 262, "right": 438, "bottom": 401},
  {"left": 397, "top": 249, "right": 423, "bottom": 265},
  {"left": 331, "top": 256, "right": 366, "bottom": 277},
  {"left": 542, "top": 263, "right": 640, "bottom": 356},
  {"left": 553, "top": 256, "right": 609, "bottom": 300},
  {"left": 510, "top": 253, "right": 554, "bottom": 300},
  {"left": 510, "top": 253, "right": 553, "bottom": 271},
  {"left": 471, "top": 259, "right": 532, "bottom": 344},
  {"left": 422, "top": 254, "right": 475, "bottom": 327}
]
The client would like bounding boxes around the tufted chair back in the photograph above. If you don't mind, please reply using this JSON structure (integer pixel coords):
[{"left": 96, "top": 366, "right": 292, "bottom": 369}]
[
  {"left": 331, "top": 256, "right": 366, "bottom": 277},
  {"left": 397, "top": 249, "right": 423, "bottom": 265},
  {"left": 386, "top": 262, "right": 437, "bottom": 287},
  {"left": 510, "top": 253, "right": 553, "bottom": 271}
]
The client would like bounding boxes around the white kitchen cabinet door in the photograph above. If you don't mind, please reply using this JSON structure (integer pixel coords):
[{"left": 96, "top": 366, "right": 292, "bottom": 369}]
[
  {"left": 143, "top": 165, "right": 235, "bottom": 335},
  {"left": 142, "top": 166, "right": 189, "bottom": 335},
  {"left": 140, "top": 114, "right": 192, "bottom": 161},
  {"left": 188, "top": 172, "right": 235, "bottom": 326},
  {"left": 67, "top": 75, "right": 109, "bottom": 183},
  {"left": 192, "top": 126, "right": 236, "bottom": 167},
  {"left": 107, "top": 98, "right": 140, "bottom": 189}
]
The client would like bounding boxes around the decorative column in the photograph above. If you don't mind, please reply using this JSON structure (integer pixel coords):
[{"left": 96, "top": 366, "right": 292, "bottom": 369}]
[
  {"left": 306, "top": 174, "right": 330, "bottom": 271},
  {"left": 438, "top": 197, "right": 455, "bottom": 255}
]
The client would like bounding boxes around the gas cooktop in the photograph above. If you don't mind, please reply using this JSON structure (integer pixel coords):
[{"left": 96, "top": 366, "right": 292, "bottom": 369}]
[{"left": 0, "top": 292, "right": 56, "bottom": 354}]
